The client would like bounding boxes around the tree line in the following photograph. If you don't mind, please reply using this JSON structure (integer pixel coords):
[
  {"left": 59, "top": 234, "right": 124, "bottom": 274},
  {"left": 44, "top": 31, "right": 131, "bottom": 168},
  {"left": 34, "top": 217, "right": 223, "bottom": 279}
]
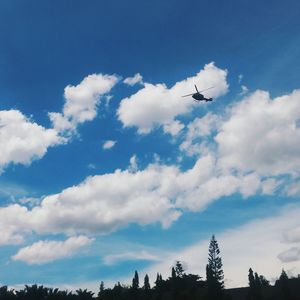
[{"left": 0, "top": 235, "right": 298, "bottom": 300}]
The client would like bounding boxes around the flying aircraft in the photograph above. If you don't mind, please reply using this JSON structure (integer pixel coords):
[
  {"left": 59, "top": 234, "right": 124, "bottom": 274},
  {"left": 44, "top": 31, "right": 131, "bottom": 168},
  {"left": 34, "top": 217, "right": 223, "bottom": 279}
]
[{"left": 182, "top": 85, "right": 214, "bottom": 102}]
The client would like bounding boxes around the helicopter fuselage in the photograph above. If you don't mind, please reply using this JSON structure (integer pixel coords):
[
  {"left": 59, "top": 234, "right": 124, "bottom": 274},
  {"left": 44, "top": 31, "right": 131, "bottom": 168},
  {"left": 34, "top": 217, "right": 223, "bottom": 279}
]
[
  {"left": 192, "top": 93, "right": 212, "bottom": 102},
  {"left": 192, "top": 93, "right": 205, "bottom": 101}
]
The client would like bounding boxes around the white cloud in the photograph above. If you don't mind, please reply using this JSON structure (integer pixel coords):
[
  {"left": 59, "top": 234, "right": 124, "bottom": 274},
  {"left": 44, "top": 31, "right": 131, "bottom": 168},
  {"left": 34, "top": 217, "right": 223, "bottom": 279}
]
[
  {"left": 0, "top": 110, "right": 64, "bottom": 171},
  {"left": 163, "top": 120, "right": 184, "bottom": 136},
  {"left": 117, "top": 62, "right": 228, "bottom": 134},
  {"left": 18, "top": 197, "right": 42, "bottom": 207},
  {"left": 103, "top": 250, "right": 161, "bottom": 266},
  {"left": 0, "top": 153, "right": 266, "bottom": 242},
  {"left": 278, "top": 247, "right": 300, "bottom": 263},
  {"left": 12, "top": 236, "right": 93, "bottom": 265},
  {"left": 261, "top": 178, "right": 281, "bottom": 195},
  {"left": 283, "top": 226, "right": 300, "bottom": 243},
  {"left": 285, "top": 181, "right": 300, "bottom": 196},
  {"left": 0, "top": 73, "right": 119, "bottom": 173},
  {"left": 3, "top": 88, "right": 300, "bottom": 245},
  {"left": 129, "top": 154, "right": 138, "bottom": 172},
  {"left": 123, "top": 73, "right": 143, "bottom": 86},
  {"left": 87, "top": 163, "right": 96, "bottom": 170},
  {"left": 0, "top": 204, "right": 35, "bottom": 245},
  {"left": 180, "top": 113, "right": 221, "bottom": 156},
  {"left": 239, "top": 85, "right": 249, "bottom": 95},
  {"left": 49, "top": 74, "right": 119, "bottom": 134},
  {"left": 180, "top": 89, "right": 300, "bottom": 179},
  {"left": 238, "top": 74, "right": 243, "bottom": 83},
  {"left": 28, "top": 165, "right": 182, "bottom": 235},
  {"left": 103, "top": 140, "right": 117, "bottom": 150},
  {"left": 216, "top": 89, "right": 300, "bottom": 176},
  {"left": 142, "top": 206, "right": 300, "bottom": 288}
]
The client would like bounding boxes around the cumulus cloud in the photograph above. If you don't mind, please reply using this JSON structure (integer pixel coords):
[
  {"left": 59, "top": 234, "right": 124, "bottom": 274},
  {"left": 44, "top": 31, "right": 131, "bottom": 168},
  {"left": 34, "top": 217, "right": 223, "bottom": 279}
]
[
  {"left": 163, "top": 120, "right": 184, "bottom": 136},
  {"left": 117, "top": 62, "right": 228, "bottom": 134},
  {"left": 0, "top": 204, "right": 36, "bottom": 245},
  {"left": 180, "top": 89, "right": 300, "bottom": 179},
  {"left": 49, "top": 74, "right": 119, "bottom": 134},
  {"left": 216, "top": 89, "right": 300, "bottom": 176},
  {"left": 28, "top": 165, "right": 182, "bottom": 235},
  {"left": 0, "top": 110, "right": 63, "bottom": 171},
  {"left": 123, "top": 73, "right": 143, "bottom": 86},
  {"left": 103, "top": 140, "right": 117, "bottom": 150},
  {"left": 12, "top": 236, "right": 93, "bottom": 265},
  {"left": 0, "top": 73, "right": 119, "bottom": 173},
  {"left": 0, "top": 153, "right": 267, "bottom": 243},
  {"left": 178, "top": 88, "right": 300, "bottom": 207},
  {"left": 2, "top": 87, "right": 300, "bottom": 247},
  {"left": 180, "top": 113, "right": 221, "bottom": 156}
]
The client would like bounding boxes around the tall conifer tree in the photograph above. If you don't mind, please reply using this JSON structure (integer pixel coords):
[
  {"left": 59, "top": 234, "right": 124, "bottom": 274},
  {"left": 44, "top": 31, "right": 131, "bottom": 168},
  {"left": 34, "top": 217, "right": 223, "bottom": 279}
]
[
  {"left": 206, "top": 235, "right": 224, "bottom": 300},
  {"left": 132, "top": 270, "right": 139, "bottom": 289},
  {"left": 144, "top": 274, "right": 150, "bottom": 290},
  {"left": 207, "top": 235, "right": 224, "bottom": 288}
]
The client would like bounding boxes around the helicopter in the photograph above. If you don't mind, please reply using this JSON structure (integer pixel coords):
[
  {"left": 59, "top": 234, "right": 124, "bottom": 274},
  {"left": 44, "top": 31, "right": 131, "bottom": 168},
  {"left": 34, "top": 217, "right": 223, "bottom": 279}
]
[{"left": 182, "top": 85, "right": 214, "bottom": 102}]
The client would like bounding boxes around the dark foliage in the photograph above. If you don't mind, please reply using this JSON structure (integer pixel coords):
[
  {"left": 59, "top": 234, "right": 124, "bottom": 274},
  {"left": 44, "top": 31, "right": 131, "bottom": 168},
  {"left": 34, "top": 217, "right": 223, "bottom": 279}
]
[{"left": 1, "top": 237, "right": 300, "bottom": 300}]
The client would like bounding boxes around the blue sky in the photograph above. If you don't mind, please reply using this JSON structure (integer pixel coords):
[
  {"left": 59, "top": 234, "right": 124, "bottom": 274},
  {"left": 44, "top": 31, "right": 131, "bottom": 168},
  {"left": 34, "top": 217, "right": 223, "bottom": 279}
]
[{"left": 0, "top": 0, "right": 300, "bottom": 291}]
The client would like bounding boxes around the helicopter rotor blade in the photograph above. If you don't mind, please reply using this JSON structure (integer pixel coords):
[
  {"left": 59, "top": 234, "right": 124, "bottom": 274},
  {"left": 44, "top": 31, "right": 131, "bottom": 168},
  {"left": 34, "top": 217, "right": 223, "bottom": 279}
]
[
  {"left": 194, "top": 85, "right": 199, "bottom": 93},
  {"left": 198, "top": 86, "right": 214, "bottom": 93},
  {"left": 182, "top": 93, "right": 194, "bottom": 97}
]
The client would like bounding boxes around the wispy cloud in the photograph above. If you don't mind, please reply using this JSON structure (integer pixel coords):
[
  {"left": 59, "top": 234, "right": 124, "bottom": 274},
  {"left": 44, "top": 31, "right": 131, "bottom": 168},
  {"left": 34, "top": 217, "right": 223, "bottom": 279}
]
[
  {"left": 103, "top": 250, "right": 161, "bottom": 266},
  {"left": 124, "top": 73, "right": 143, "bottom": 86},
  {"left": 103, "top": 140, "right": 117, "bottom": 150}
]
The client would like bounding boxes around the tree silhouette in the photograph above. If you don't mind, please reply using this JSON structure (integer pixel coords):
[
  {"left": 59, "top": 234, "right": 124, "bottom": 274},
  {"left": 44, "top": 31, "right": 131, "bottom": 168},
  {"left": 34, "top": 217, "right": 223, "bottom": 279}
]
[
  {"left": 171, "top": 267, "right": 176, "bottom": 279},
  {"left": 15, "top": 284, "right": 48, "bottom": 300},
  {"left": 143, "top": 274, "right": 151, "bottom": 290},
  {"left": 100, "top": 281, "right": 104, "bottom": 293},
  {"left": 75, "top": 288, "right": 94, "bottom": 300},
  {"left": 0, "top": 286, "right": 16, "bottom": 300},
  {"left": 155, "top": 273, "right": 163, "bottom": 289},
  {"left": 259, "top": 275, "right": 270, "bottom": 287},
  {"left": 98, "top": 281, "right": 105, "bottom": 299},
  {"left": 206, "top": 235, "right": 224, "bottom": 300},
  {"left": 248, "top": 268, "right": 255, "bottom": 286},
  {"left": 132, "top": 270, "right": 139, "bottom": 290},
  {"left": 278, "top": 269, "right": 291, "bottom": 300},
  {"left": 174, "top": 261, "right": 184, "bottom": 278},
  {"left": 254, "top": 272, "right": 262, "bottom": 300},
  {"left": 248, "top": 268, "right": 270, "bottom": 300},
  {"left": 248, "top": 268, "right": 256, "bottom": 300}
]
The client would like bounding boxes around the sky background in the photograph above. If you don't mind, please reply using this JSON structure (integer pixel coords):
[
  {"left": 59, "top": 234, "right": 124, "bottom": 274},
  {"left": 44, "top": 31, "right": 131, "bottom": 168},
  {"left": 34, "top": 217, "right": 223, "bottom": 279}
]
[{"left": 0, "top": 0, "right": 300, "bottom": 292}]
